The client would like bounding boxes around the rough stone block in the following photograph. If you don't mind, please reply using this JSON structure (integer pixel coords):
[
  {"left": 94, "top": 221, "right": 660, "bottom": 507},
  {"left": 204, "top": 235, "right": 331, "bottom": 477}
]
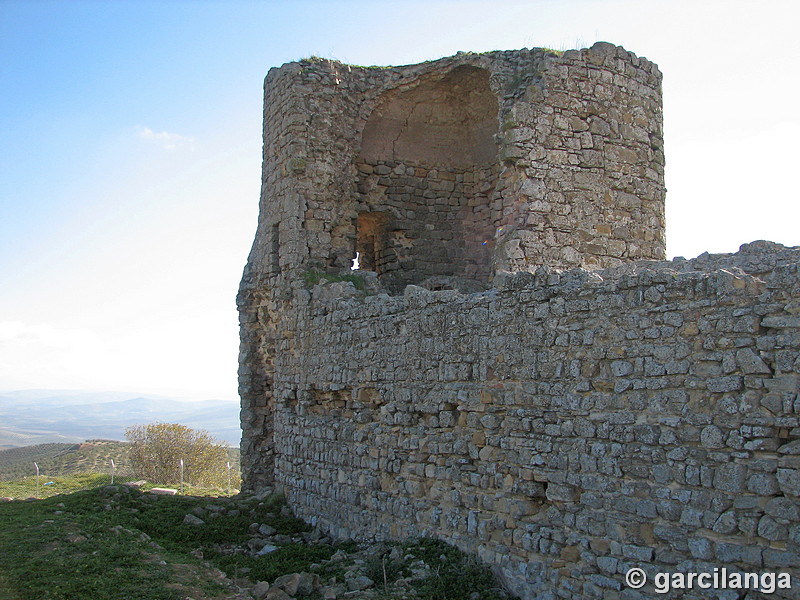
[
  {"left": 715, "top": 542, "right": 763, "bottom": 566},
  {"left": 777, "top": 468, "right": 800, "bottom": 496},
  {"left": 546, "top": 483, "right": 580, "bottom": 502},
  {"left": 713, "top": 463, "right": 746, "bottom": 493},
  {"left": 688, "top": 537, "right": 713, "bottom": 560}
]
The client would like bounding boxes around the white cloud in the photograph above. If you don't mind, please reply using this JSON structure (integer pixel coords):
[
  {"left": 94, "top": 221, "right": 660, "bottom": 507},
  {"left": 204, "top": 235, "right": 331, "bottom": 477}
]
[
  {"left": 666, "top": 119, "right": 800, "bottom": 259},
  {"left": 0, "top": 320, "right": 99, "bottom": 350},
  {"left": 136, "top": 126, "right": 196, "bottom": 151},
  {"left": 0, "top": 321, "right": 107, "bottom": 390},
  {"left": 0, "top": 316, "right": 238, "bottom": 400}
]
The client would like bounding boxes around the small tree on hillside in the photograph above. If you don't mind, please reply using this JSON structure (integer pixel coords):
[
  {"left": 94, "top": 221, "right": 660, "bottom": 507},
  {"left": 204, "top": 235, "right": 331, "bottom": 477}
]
[{"left": 125, "top": 423, "right": 229, "bottom": 488}]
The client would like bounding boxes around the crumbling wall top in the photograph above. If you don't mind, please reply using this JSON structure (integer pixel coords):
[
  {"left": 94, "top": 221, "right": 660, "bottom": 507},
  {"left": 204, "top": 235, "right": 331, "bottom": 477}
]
[{"left": 242, "top": 42, "right": 666, "bottom": 298}]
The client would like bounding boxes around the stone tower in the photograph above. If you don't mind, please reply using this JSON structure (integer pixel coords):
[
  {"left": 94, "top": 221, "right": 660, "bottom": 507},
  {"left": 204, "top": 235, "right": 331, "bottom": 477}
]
[
  {"left": 230, "top": 44, "right": 800, "bottom": 600},
  {"left": 239, "top": 42, "right": 666, "bottom": 487},
  {"left": 242, "top": 41, "right": 665, "bottom": 290},
  {"left": 242, "top": 41, "right": 663, "bottom": 486}
]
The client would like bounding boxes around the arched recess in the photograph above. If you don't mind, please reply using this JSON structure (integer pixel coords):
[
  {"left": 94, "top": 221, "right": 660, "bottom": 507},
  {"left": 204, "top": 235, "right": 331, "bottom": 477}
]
[{"left": 355, "top": 66, "right": 500, "bottom": 293}]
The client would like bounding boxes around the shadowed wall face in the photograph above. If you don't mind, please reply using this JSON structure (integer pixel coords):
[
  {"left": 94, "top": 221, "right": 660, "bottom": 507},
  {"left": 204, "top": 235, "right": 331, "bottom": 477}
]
[
  {"left": 356, "top": 66, "right": 499, "bottom": 292},
  {"left": 359, "top": 66, "right": 498, "bottom": 167}
]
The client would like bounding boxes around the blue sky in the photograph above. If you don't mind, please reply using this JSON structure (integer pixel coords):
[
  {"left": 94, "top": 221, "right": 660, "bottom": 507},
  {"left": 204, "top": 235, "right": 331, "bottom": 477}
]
[{"left": 1, "top": 0, "right": 798, "bottom": 399}]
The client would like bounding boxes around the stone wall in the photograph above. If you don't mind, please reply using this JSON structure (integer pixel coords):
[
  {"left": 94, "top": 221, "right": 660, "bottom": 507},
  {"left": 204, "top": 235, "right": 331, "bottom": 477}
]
[
  {"left": 354, "top": 160, "right": 499, "bottom": 292},
  {"left": 238, "top": 43, "right": 800, "bottom": 599},
  {"left": 266, "top": 243, "right": 800, "bottom": 599}
]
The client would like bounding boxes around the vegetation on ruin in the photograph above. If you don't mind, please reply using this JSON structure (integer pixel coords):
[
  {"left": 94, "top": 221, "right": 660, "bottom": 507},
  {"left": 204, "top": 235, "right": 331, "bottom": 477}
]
[
  {"left": 538, "top": 47, "right": 565, "bottom": 56},
  {"left": 302, "top": 268, "right": 367, "bottom": 291},
  {"left": 298, "top": 55, "right": 397, "bottom": 70}
]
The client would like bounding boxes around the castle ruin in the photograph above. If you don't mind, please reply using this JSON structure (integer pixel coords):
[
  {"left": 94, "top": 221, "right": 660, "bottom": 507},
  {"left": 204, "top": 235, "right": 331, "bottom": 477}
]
[{"left": 238, "top": 43, "right": 800, "bottom": 599}]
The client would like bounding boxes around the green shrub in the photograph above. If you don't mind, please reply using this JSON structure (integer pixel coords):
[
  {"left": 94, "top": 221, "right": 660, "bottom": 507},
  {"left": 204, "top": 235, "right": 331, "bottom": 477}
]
[
  {"left": 125, "top": 423, "right": 229, "bottom": 488},
  {"left": 302, "top": 269, "right": 365, "bottom": 291}
]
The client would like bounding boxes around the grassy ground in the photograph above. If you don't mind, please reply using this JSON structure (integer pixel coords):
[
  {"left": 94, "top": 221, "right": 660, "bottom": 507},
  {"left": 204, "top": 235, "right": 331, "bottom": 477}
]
[
  {"left": 0, "top": 472, "right": 117, "bottom": 499},
  {"left": 0, "top": 473, "right": 239, "bottom": 500},
  {"left": 0, "top": 486, "right": 509, "bottom": 600},
  {"left": 0, "top": 487, "right": 282, "bottom": 600}
]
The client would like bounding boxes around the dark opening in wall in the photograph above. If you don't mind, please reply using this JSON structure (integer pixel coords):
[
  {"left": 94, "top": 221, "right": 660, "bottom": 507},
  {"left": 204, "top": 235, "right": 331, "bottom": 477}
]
[
  {"left": 355, "top": 212, "right": 390, "bottom": 273},
  {"left": 271, "top": 223, "right": 280, "bottom": 275},
  {"left": 355, "top": 66, "right": 500, "bottom": 293}
]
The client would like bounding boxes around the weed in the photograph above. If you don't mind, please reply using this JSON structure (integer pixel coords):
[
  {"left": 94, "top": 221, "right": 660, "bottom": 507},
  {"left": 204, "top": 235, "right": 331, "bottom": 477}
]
[
  {"left": 364, "top": 545, "right": 408, "bottom": 590},
  {"left": 404, "top": 539, "right": 507, "bottom": 600},
  {"left": 0, "top": 488, "right": 510, "bottom": 600},
  {"left": 302, "top": 269, "right": 366, "bottom": 291},
  {"left": 539, "top": 47, "right": 565, "bottom": 56},
  {"left": 361, "top": 539, "right": 509, "bottom": 600}
]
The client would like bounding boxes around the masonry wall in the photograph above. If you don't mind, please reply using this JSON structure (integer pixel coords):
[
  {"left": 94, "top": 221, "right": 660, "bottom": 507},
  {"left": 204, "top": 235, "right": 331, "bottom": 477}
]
[
  {"left": 268, "top": 243, "right": 800, "bottom": 599},
  {"left": 354, "top": 160, "right": 499, "bottom": 292},
  {"left": 239, "top": 44, "right": 800, "bottom": 599}
]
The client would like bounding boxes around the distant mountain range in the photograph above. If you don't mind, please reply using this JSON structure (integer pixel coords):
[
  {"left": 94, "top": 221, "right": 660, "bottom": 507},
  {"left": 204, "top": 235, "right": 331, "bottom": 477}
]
[{"left": 0, "top": 390, "right": 241, "bottom": 449}]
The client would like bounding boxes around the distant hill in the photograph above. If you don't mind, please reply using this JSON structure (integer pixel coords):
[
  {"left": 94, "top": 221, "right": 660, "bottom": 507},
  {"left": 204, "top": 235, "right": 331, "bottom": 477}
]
[{"left": 0, "top": 390, "right": 241, "bottom": 448}]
